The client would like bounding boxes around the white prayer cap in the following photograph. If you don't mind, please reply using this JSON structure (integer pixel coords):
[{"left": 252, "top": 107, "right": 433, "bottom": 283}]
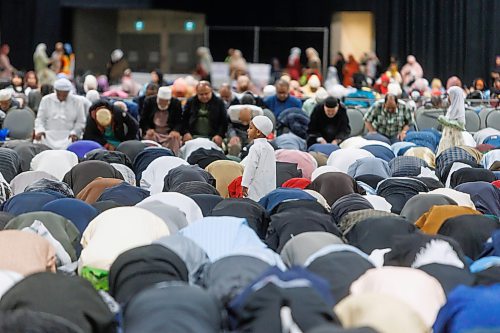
[
  {"left": 0, "top": 89, "right": 12, "bottom": 102},
  {"left": 308, "top": 75, "right": 321, "bottom": 89},
  {"left": 263, "top": 85, "right": 276, "bottom": 98},
  {"left": 111, "top": 49, "right": 124, "bottom": 63},
  {"left": 86, "top": 90, "right": 100, "bottom": 103},
  {"left": 157, "top": 86, "right": 172, "bottom": 100},
  {"left": 251, "top": 115, "right": 273, "bottom": 136},
  {"left": 83, "top": 75, "right": 97, "bottom": 92},
  {"left": 54, "top": 78, "right": 73, "bottom": 91}
]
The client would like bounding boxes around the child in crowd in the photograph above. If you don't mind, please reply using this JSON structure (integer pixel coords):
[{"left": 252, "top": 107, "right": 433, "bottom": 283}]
[{"left": 241, "top": 115, "right": 276, "bottom": 201}]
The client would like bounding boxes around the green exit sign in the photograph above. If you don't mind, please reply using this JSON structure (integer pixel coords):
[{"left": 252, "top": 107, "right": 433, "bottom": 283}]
[
  {"left": 184, "top": 21, "right": 196, "bottom": 31},
  {"left": 135, "top": 20, "right": 144, "bottom": 31}
]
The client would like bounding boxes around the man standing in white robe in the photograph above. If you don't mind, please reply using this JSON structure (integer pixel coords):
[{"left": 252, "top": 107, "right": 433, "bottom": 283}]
[
  {"left": 241, "top": 115, "right": 276, "bottom": 201},
  {"left": 34, "top": 78, "right": 86, "bottom": 149}
]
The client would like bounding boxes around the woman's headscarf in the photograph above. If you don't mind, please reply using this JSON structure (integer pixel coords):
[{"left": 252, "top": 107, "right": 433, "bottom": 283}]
[
  {"left": 108, "top": 244, "right": 189, "bottom": 304},
  {"left": 0, "top": 173, "right": 12, "bottom": 205},
  {"left": 132, "top": 147, "right": 174, "bottom": 183},
  {"left": 190, "top": 194, "right": 223, "bottom": 216},
  {"left": 450, "top": 168, "right": 496, "bottom": 188},
  {"left": 0, "top": 272, "right": 116, "bottom": 333},
  {"left": 275, "top": 149, "right": 317, "bottom": 180},
  {"left": 426, "top": 188, "right": 475, "bottom": 208},
  {"left": 1, "top": 191, "right": 63, "bottom": 216},
  {"left": 9, "top": 171, "right": 58, "bottom": 195},
  {"left": 124, "top": 282, "right": 221, "bottom": 333},
  {"left": 170, "top": 181, "right": 220, "bottom": 197},
  {"left": 97, "top": 182, "right": 149, "bottom": 206},
  {"left": 83, "top": 149, "right": 132, "bottom": 169},
  {"left": 334, "top": 293, "right": 428, "bottom": 333},
  {"left": 2, "top": 141, "right": 51, "bottom": 172},
  {"left": 404, "top": 147, "right": 436, "bottom": 168},
  {"left": 339, "top": 209, "right": 398, "bottom": 235},
  {"left": 205, "top": 160, "right": 244, "bottom": 198},
  {"left": 0, "top": 230, "right": 56, "bottom": 275},
  {"left": 110, "top": 163, "right": 136, "bottom": 186},
  {"left": 5, "top": 211, "right": 80, "bottom": 262},
  {"left": 350, "top": 267, "right": 446, "bottom": 328},
  {"left": 30, "top": 150, "right": 78, "bottom": 181},
  {"left": 280, "top": 231, "right": 344, "bottom": 267},
  {"left": 454, "top": 181, "right": 500, "bottom": 216},
  {"left": 140, "top": 156, "right": 188, "bottom": 194},
  {"left": 361, "top": 144, "right": 395, "bottom": 162},
  {"left": 415, "top": 205, "right": 481, "bottom": 235},
  {"left": 376, "top": 178, "right": 429, "bottom": 214},
  {"left": 135, "top": 200, "right": 188, "bottom": 233},
  {"left": 66, "top": 140, "right": 103, "bottom": 159},
  {"left": 63, "top": 161, "right": 124, "bottom": 195},
  {"left": 345, "top": 216, "right": 418, "bottom": 254},
  {"left": 163, "top": 164, "right": 214, "bottom": 192},
  {"left": 327, "top": 148, "right": 374, "bottom": 173},
  {"left": 305, "top": 245, "right": 375, "bottom": 301},
  {"left": 308, "top": 172, "right": 365, "bottom": 206},
  {"left": 438, "top": 214, "right": 499, "bottom": 260},
  {"left": 389, "top": 156, "right": 429, "bottom": 177},
  {"left": 281, "top": 177, "right": 312, "bottom": 189},
  {"left": 199, "top": 255, "right": 270, "bottom": 306},
  {"left": 154, "top": 234, "right": 210, "bottom": 284},
  {"left": 347, "top": 157, "right": 391, "bottom": 179},
  {"left": 0, "top": 148, "right": 21, "bottom": 183},
  {"left": 266, "top": 203, "right": 342, "bottom": 253},
  {"left": 42, "top": 198, "right": 98, "bottom": 235},
  {"left": 400, "top": 193, "right": 458, "bottom": 224},
  {"left": 330, "top": 193, "right": 374, "bottom": 225},
  {"left": 76, "top": 178, "right": 123, "bottom": 204},
  {"left": 433, "top": 284, "right": 500, "bottom": 333},
  {"left": 116, "top": 140, "right": 147, "bottom": 164},
  {"left": 24, "top": 178, "right": 74, "bottom": 198},
  {"left": 311, "top": 166, "right": 342, "bottom": 181},
  {"left": 139, "top": 192, "right": 203, "bottom": 224},
  {"left": 363, "top": 194, "right": 392, "bottom": 212},
  {"left": 180, "top": 217, "right": 268, "bottom": 262},
  {"left": 187, "top": 148, "right": 228, "bottom": 169},
  {"left": 257, "top": 188, "right": 317, "bottom": 212},
  {"left": 79, "top": 207, "right": 169, "bottom": 272},
  {"left": 211, "top": 198, "right": 270, "bottom": 239},
  {"left": 445, "top": 86, "right": 466, "bottom": 123}
]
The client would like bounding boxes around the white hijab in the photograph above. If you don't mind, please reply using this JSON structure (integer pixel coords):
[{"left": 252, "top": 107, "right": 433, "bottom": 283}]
[
  {"left": 30, "top": 150, "right": 78, "bottom": 180},
  {"left": 179, "top": 138, "right": 223, "bottom": 161},
  {"left": 140, "top": 156, "right": 189, "bottom": 194},
  {"left": 327, "top": 148, "right": 374, "bottom": 173},
  {"left": 138, "top": 192, "right": 203, "bottom": 224},
  {"left": 446, "top": 86, "right": 466, "bottom": 123},
  {"left": 9, "top": 171, "right": 58, "bottom": 195},
  {"left": 79, "top": 207, "right": 169, "bottom": 272}
]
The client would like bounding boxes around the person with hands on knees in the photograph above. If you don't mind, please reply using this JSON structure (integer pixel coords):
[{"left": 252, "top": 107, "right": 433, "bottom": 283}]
[
  {"left": 241, "top": 115, "right": 276, "bottom": 201},
  {"left": 182, "top": 81, "right": 227, "bottom": 147},
  {"left": 363, "top": 93, "right": 411, "bottom": 144},
  {"left": 307, "top": 96, "right": 351, "bottom": 147},
  {"left": 34, "top": 78, "right": 86, "bottom": 149},
  {"left": 140, "top": 86, "right": 183, "bottom": 154}
]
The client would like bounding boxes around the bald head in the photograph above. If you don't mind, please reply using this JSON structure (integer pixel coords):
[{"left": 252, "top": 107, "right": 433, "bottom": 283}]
[
  {"left": 196, "top": 81, "right": 213, "bottom": 103},
  {"left": 219, "top": 83, "right": 232, "bottom": 103}
]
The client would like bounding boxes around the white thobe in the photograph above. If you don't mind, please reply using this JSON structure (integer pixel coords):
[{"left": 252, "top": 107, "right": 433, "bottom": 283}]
[
  {"left": 34, "top": 93, "right": 86, "bottom": 149},
  {"left": 241, "top": 138, "right": 276, "bottom": 201}
]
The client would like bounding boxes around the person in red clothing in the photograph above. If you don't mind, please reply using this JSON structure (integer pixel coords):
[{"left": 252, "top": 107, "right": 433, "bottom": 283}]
[{"left": 343, "top": 54, "right": 360, "bottom": 87}]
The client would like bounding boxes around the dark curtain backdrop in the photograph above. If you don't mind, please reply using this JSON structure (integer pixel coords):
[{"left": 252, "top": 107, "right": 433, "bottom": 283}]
[{"left": 1, "top": 0, "right": 498, "bottom": 85}]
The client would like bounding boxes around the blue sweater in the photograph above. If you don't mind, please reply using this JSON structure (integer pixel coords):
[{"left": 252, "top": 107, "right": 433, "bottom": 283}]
[{"left": 264, "top": 95, "right": 302, "bottom": 118}]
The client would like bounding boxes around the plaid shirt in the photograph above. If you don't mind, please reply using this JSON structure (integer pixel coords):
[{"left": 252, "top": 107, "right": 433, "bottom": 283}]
[{"left": 364, "top": 101, "right": 412, "bottom": 137}]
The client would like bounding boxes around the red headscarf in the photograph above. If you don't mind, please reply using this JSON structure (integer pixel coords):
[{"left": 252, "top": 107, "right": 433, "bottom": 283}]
[
  {"left": 228, "top": 176, "right": 243, "bottom": 198},
  {"left": 282, "top": 178, "right": 312, "bottom": 189}
]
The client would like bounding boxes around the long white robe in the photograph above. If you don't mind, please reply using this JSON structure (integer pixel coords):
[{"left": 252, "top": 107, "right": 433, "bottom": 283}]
[
  {"left": 34, "top": 93, "right": 86, "bottom": 149},
  {"left": 241, "top": 138, "right": 276, "bottom": 201}
]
